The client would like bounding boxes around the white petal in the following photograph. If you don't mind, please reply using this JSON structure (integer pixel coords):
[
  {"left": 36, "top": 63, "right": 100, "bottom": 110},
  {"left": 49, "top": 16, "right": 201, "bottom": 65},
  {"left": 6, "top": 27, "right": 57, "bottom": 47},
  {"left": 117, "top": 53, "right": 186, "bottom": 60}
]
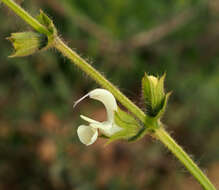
[
  {"left": 77, "top": 125, "right": 98, "bottom": 146},
  {"left": 89, "top": 89, "right": 117, "bottom": 122},
  {"left": 80, "top": 115, "right": 109, "bottom": 130},
  {"left": 80, "top": 115, "right": 101, "bottom": 124},
  {"left": 99, "top": 122, "right": 122, "bottom": 137},
  {"left": 90, "top": 121, "right": 111, "bottom": 130}
]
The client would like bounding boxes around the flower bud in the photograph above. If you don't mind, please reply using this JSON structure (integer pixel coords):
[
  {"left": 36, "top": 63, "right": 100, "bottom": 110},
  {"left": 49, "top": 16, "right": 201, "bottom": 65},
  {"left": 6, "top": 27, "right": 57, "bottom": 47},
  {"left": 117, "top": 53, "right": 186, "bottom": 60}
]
[
  {"left": 148, "top": 75, "right": 158, "bottom": 86},
  {"left": 7, "top": 31, "right": 48, "bottom": 57},
  {"left": 142, "top": 73, "right": 170, "bottom": 118}
]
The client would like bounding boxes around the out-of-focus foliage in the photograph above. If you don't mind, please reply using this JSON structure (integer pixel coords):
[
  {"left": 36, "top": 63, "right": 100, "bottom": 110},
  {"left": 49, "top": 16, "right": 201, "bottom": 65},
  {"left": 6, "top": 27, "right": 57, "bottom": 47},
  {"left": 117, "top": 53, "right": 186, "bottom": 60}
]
[{"left": 0, "top": 0, "right": 219, "bottom": 189}]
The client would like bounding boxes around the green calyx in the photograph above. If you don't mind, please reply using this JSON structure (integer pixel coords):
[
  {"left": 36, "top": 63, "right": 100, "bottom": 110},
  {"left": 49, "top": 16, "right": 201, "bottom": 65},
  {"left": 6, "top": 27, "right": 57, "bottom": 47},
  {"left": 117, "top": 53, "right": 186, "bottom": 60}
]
[
  {"left": 7, "top": 10, "right": 57, "bottom": 58},
  {"left": 142, "top": 73, "right": 171, "bottom": 120},
  {"left": 106, "top": 108, "right": 141, "bottom": 144},
  {"left": 7, "top": 31, "right": 48, "bottom": 57}
]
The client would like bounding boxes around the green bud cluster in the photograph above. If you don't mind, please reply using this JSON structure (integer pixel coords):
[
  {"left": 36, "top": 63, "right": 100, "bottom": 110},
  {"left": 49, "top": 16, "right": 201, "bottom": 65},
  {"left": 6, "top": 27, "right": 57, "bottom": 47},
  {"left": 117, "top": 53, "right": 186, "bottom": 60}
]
[
  {"left": 106, "top": 73, "right": 171, "bottom": 143},
  {"left": 142, "top": 73, "right": 171, "bottom": 119}
]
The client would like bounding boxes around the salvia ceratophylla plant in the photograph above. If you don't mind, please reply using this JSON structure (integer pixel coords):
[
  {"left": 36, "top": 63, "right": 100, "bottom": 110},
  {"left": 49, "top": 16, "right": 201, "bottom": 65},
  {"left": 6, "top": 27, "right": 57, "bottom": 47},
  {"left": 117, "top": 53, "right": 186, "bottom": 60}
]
[{"left": 0, "top": 0, "right": 216, "bottom": 190}]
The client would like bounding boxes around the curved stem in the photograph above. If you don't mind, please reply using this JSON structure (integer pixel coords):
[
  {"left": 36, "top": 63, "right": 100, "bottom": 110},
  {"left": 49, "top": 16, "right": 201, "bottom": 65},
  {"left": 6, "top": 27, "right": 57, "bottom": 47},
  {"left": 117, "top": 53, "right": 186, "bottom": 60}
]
[
  {"left": 154, "top": 127, "right": 216, "bottom": 190},
  {"left": 1, "top": 1, "right": 217, "bottom": 189}
]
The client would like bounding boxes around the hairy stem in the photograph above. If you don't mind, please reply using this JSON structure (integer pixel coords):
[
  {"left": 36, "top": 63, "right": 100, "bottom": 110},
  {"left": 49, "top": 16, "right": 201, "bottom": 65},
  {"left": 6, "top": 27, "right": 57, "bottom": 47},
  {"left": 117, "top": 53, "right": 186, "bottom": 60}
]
[
  {"left": 1, "top": 0, "right": 145, "bottom": 122},
  {"left": 1, "top": 0, "right": 49, "bottom": 35},
  {"left": 1, "top": 0, "right": 216, "bottom": 189},
  {"left": 155, "top": 127, "right": 216, "bottom": 190},
  {"left": 54, "top": 37, "right": 146, "bottom": 122}
]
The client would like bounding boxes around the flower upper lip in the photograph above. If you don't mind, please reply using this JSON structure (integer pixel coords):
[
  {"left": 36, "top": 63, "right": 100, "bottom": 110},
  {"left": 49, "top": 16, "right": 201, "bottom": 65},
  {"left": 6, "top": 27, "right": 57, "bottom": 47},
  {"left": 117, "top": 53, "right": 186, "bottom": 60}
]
[{"left": 74, "top": 88, "right": 117, "bottom": 123}]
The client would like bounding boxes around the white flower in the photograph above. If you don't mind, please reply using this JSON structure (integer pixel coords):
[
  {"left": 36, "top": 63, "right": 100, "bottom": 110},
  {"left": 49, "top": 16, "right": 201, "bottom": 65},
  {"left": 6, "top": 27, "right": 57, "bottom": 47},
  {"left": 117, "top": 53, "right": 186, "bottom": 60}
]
[{"left": 74, "top": 89, "right": 122, "bottom": 146}]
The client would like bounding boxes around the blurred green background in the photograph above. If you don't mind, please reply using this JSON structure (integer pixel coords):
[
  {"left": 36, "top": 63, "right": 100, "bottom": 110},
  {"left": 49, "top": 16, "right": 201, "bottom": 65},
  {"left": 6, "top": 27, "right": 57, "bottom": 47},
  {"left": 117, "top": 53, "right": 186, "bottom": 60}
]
[{"left": 0, "top": 0, "right": 219, "bottom": 189}]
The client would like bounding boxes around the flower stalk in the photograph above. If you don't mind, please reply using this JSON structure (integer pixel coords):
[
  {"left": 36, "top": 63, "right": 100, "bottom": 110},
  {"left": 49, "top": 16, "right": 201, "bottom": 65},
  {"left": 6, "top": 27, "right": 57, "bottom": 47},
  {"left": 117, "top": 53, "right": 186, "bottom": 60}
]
[{"left": 1, "top": 0, "right": 216, "bottom": 189}]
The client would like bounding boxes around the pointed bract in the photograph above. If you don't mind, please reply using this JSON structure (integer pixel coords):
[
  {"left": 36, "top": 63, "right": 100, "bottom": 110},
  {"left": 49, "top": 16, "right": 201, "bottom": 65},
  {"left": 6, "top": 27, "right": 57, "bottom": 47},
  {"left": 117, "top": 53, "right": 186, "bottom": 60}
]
[{"left": 36, "top": 10, "right": 57, "bottom": 35}]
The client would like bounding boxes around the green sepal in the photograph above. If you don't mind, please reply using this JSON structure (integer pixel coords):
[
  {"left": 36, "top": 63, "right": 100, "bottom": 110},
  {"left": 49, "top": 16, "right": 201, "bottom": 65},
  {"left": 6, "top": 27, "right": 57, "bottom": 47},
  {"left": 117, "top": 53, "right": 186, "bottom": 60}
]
[
  {"left": 106, "top": 108, "right": 140, "bottom": 145},
  {"left": 36, "top": 10, "right": 57, "bottom": 38},
  {"left": 155, "top": 91, "right": 171, "bottom": 119},
  {"left": 128, "top": 116, "right": 161, "bottom": 141},
  {"left": 127, "top": 126, "right": 149, "bottom": 141},
  {"left": 7, "top": 31, "right": 48, "bottom": 57},
  {"left": 105, "top": 128, "right": 137, "bottom": 145},
  {"left": 115, "top": 107, "right": 139, "bottom": 129},
  {"left": 156, "top": 73, "right": 166, "bottom": 107}
]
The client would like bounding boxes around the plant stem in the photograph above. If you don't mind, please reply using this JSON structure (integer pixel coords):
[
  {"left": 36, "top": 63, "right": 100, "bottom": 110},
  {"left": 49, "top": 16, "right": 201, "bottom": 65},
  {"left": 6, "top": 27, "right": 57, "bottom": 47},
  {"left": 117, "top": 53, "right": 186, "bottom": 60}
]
[
  {"left": 54, "top": 37, "right": 146, "bottom": 122},
  {"left": 155, "top": 127, "right": 216, "bottom": 190},
  {"left": 1, "top": 0, "right": 50, "bottom": 35},
  {"left": 1, "top": 0, "right": 216, "bottom": 189},
  {"left": 1, "top": 0, "right": 146, "bottom": 123}
]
